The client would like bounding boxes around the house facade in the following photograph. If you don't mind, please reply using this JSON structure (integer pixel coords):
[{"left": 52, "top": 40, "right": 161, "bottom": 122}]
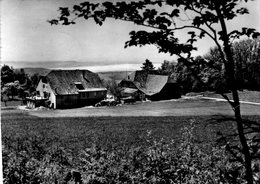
[{"left": 34, "top": 70, "right": 107, "bottom": 109}]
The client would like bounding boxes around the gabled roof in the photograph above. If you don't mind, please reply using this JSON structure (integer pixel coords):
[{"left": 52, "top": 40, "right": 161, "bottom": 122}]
[
  {"left": 135, "top": 75, "right": 169, "bottom": 96},
  {"left": 45, "top": 70, "right": 105, "bottom": 95},
  {"left": 121, "top": 70, "right": 173, "bottom": 96}
]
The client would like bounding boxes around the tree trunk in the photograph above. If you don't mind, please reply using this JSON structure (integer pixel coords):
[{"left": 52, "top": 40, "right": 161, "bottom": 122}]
[
  {"left": 215, "top": 3, "right": 254, "bottom": 184},
  {"left": 232, "top": 89, "right": 253, "bottom": 184}
]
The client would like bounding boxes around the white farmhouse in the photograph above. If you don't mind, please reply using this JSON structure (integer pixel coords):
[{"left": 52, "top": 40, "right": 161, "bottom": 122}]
[{"left": 27, "top": 70, "right": 107, "bottom": 109}]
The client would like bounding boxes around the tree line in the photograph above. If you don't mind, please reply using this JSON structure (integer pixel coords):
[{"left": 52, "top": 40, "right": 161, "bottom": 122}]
[
  {"left": 1, "top": 65, "right": 39, "bottom": 103},
  {"left": 153, "top": 38, "right": 260, "bottom": 94}
]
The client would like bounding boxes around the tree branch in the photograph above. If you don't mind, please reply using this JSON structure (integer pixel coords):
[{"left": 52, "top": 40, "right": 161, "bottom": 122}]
[
  {"left": 220, "top": 93, "right": 235, "bottom": 108},
  {"left": 189, "top": 5, "right": 227, "bottom": 64}
]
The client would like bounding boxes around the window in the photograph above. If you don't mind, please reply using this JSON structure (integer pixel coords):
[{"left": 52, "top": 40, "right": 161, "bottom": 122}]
[
  {"left": 43, "top": 84, "right": 45, "bottom": 88},
  {"left": 75, "top": 82, "right": 84, "bottom": 90},
  {"left": 43, "top": 92, "right": 50, "bottom": 98},
  {"left": 93, "top": 92, "right": 97, "bottom": 97},
  {"left": 82, "top": 93, "right": 85, "bottom": 98}
]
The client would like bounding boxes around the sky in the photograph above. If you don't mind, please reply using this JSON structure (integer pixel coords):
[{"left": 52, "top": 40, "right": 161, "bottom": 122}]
[{"left": 1, "top": 0, "right": 260, "bottom": 70}]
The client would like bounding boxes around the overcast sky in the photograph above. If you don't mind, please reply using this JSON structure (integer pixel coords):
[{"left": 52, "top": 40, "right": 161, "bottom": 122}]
[{"left": 1, "top": 0, "right": 260, "bottom": 68}]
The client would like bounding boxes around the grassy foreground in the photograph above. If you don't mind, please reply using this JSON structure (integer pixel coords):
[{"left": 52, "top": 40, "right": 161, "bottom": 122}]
[
  {"left": 2, "top": 110, "right": 260, "bottom": 183},
  {"left": 2, "top": 110, "right": 259, "bottom": 153}
]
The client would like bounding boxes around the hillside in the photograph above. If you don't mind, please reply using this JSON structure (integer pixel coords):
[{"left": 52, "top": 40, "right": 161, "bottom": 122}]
[
  {"left": 14, "top": 67, "right": 135, "bottom": 82},
  {"left": 98, "top": 71, "right": 134, "bottom": 83},
  {"left": 16, "top": 68, "right": 51, "bottom": 76}
]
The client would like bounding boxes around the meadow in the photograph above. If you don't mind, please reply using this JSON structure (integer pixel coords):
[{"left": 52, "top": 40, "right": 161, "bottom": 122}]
[
  {"left": 2, "top": 108, "right": 260, "bottom": 183},
  {"left": 2, "top": 109, "right": 259, "bottom": 153}
]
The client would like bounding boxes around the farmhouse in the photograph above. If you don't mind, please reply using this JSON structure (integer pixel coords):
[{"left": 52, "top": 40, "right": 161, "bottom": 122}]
[
  {"left": 119, "top": 71, "right": 181, "bottom": 101},
  {"left": 29, "top": 70, "right": 107, "bottom": 109}
]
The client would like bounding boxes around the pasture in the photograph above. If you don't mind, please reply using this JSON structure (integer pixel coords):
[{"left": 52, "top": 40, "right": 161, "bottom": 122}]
[
  {"left": 2, "top": 110, "right": 227, "bottom": 152},
  {"left": 27, "top": 97, "right": 260, "bottom": 118},
  {"left": 2, "top": 98, "right": 260, "bottom": 183},
  {"left": 1, "top": 107, "right": 259, "bottom": 153},
  {"left": 2, "top": 97, "right": 260, "bottom": 152}
]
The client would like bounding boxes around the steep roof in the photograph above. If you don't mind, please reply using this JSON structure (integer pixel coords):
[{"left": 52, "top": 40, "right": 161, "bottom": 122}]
[
  {"left": 123, "top": 70, "right": 171, "bottom": 96},
  {"left": 46, "top": 70, "right": 105, "bottom": 95},
  {"left": 136, "top": 75, "right": 169, "bottom": 96},
  {"left": 133, "top": 71, "right": 148, "bottom": 87}
]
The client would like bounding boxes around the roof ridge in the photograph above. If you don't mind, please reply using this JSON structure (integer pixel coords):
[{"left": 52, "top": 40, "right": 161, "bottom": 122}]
[{"left": 45, "top": 69, "right": 105, "bottom": 95}]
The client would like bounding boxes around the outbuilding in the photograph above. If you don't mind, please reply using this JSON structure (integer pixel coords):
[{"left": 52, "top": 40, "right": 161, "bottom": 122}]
[{"left": 119, "top": 71, "right": 181, "bottom": 101}]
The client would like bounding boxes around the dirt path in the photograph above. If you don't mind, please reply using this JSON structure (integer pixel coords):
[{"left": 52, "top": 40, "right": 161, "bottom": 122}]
[
  {"left": 27, "top": 98, "right": 260, "bottom": 118},
  {"left": 199, "top": 96, "right": 260, "bottom": 105}
]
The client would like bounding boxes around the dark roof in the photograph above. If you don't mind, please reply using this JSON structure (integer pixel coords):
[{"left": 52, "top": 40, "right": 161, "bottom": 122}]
[
  {"left": 133, "top": 71, "right": 148, "bottom": 87},
  {"left": 122, "top": 70, "right": 177, "bottom": 96},
  {"left": 128, "top": 70, "right": 165, "bottom": 84},
  {"left": 46, "top": 70, "right": 105, "bottom": 95},
  {"left": 135, "top": 75, "right": 169, "bottom": 96}
]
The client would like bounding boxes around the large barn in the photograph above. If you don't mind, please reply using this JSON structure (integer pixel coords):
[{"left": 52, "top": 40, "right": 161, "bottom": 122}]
[
  {"left": 31, "top": 70, "right": 107, "bottom": 109},
  {"left": 119, "top": 71, "right": 181, "bottom": 101}
]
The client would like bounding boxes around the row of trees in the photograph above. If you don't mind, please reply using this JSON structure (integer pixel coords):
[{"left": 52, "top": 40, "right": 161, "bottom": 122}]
[{"left": 154, "top": 38, "right": 260, "bottom": 93}]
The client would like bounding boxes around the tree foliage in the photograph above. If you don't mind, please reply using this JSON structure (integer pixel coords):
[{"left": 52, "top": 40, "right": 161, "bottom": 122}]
[
  {"left": 1, "top": 65, "right": 40, "bottom": 100},
  {"left": 141, "top": 59, "right": 155, "bottom": 72},
  {"left": 1, "top": 65, "right": 15, "bottom": 85},
  {"left": 49, "top": 0, "right": 259, "bottom": 57},
  {"left": 232, "top": 39, "right": 260, "bottom": 90},
  {"left": 105, "top": 79, "right": 121, "bottom": 100},
  {"left": 167, "top": 39, "right": 260, "bottom": 92},
  {"left": 201, "top": 39, "right": 260, "bottom": 91},
  {"left": 158, "top": 60, "right": 175, "bottom": 75}
]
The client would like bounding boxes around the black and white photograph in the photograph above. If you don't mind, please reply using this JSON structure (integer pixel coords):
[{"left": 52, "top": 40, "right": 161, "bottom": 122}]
[{"left": 1, "top": 0, "right": 260, "bottom": 183}]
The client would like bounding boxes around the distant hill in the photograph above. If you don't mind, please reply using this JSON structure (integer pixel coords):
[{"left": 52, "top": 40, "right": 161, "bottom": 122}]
[
  {"left": 98, "top": 71, "right": 134, "bottom": 83},
  {"left": 18, "top": 68, "right": 133, "bottom": 83},
  {"left": 19, "top": 68, "right": 51, "bottom": 76}
]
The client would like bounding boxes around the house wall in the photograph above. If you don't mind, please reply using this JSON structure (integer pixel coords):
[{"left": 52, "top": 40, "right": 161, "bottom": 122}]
[
  {"left": 56, "top": 90, "right": 107, "bottom": 109},
  {"left": 150, "top": 83, "right": 181, "bottom": 101},
  {"left": 36, "top": 79, "right": 107, "bottom": 109},
  {"left": 36, "top": 79, "right": 45, "bottom": 97},
  {"left": 56, "top": 94, "right": 79, "bottom": 109},
  {"left": 36, "top": 79, "right": 56, "bottom": 108},
  {"left": 49, "top": 90, "right": 56, "bottom": 109},
  {"left": 78, "top": 90, "right": 106, "bottom": 99}
]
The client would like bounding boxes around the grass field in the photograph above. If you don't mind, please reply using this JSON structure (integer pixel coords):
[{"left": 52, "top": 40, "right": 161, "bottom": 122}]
[
  {"left": 1, "top": 98, "right": 23, "bottom": 107},
  {"left": 2, "top": 109, "right": 259, "bottom": 155},
  {"left": 2, "top": 104, "right": 260, "bottom": 183},
  {"left": 26, "top": 98, "right": 260, "bottom": 118}
]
